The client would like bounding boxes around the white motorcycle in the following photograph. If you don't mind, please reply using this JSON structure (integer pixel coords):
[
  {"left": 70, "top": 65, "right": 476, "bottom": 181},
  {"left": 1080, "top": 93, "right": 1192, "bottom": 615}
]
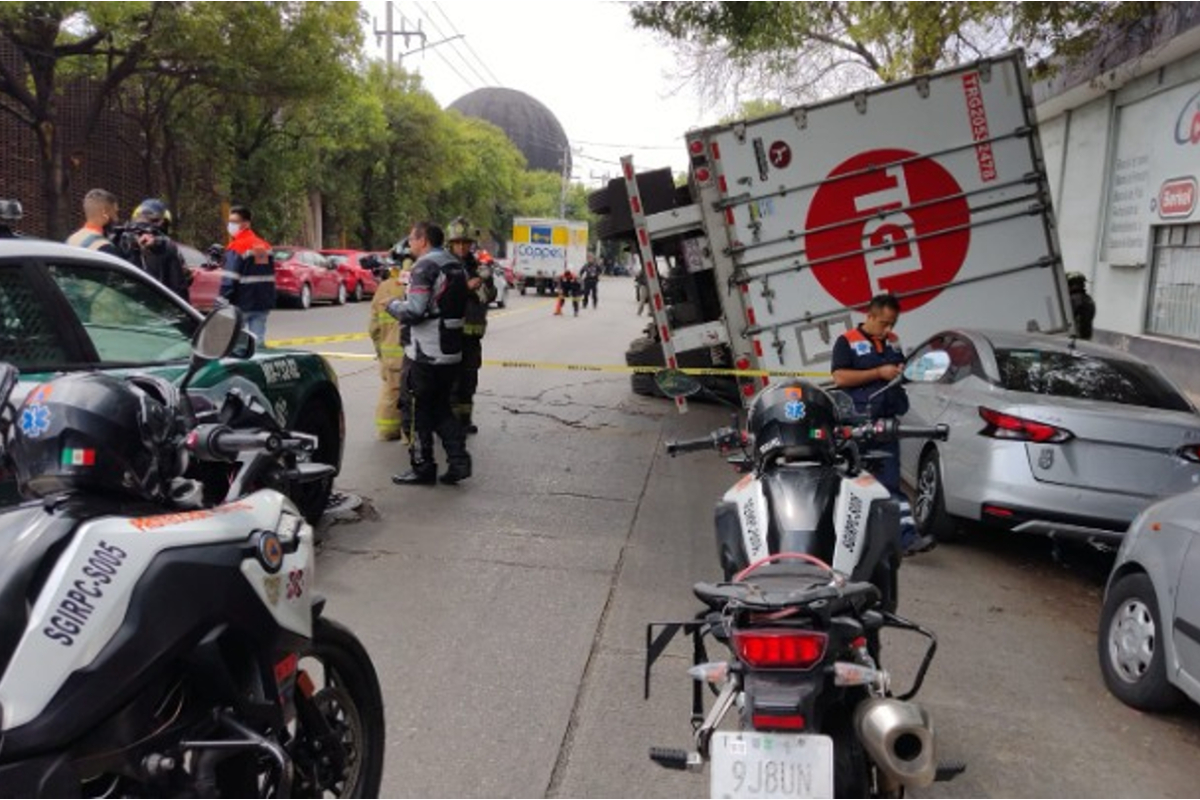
[
  {"left": 0, "top": 307, "right": 384, "bottom": 798},
  {"left": 646, "top": 354, "right": 965, "bottom": 798}
]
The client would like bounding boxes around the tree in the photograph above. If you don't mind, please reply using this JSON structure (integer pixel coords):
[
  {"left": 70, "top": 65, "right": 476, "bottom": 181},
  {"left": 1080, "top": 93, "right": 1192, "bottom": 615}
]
[
  {"left": 629, "top": 2, "right": 1167, "bottom": 109},
  {"left": 431, "top": 112, "right": 527, "bottom": 243},
  {"left": 719, "top": 98, "right": 786, "bottom": 124},
  {"left": 0, "top": 2, "right": 170, "bottom": 236}
]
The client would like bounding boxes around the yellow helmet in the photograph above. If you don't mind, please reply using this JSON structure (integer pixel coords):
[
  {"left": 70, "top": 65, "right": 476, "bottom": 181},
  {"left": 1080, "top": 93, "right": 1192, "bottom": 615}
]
[{"left": 445, "top": 216, "right": 476, "bottom": 244}]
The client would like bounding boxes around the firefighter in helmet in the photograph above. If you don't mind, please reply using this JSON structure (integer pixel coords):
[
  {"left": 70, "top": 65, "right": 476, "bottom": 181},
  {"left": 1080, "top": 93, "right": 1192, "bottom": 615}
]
[
  {"left": 369, "top": 239, "right": 416, "bottom": 441},
  {"left": 445, "top": 217, "right": 496, "bottom": 434}
]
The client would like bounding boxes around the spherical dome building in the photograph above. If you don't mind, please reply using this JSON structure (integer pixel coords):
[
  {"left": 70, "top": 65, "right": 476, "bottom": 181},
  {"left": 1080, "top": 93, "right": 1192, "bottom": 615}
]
[{"left": 448, "top": 87, "right": 570, "bottom": 174}]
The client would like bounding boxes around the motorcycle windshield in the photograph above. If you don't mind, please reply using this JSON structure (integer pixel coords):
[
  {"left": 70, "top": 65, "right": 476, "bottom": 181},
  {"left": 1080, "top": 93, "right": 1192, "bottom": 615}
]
[
  {"left": 0, "top": 503, "right": 80, "bottom": 675},
  {"left": 763, "top": 465, "right": 839, "bottom": 563}
]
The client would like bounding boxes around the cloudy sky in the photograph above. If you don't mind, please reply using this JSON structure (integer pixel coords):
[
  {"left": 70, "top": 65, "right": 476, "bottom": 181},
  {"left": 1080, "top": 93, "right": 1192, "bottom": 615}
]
[{"left": 361, "top": 0, "right": 714, "bottom": 183}]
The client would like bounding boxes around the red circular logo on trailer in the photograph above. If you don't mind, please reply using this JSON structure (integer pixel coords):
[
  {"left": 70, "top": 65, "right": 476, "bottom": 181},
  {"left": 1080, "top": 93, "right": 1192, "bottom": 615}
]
[
  {"left": 805, "top": 148, "right": 970, "bottom": 311},
  {"left": 769, "top": 140, "right": 792, "bottom": 169}
]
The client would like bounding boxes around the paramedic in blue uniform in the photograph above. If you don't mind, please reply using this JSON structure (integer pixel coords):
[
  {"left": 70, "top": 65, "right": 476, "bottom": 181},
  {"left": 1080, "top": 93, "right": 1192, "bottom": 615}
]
[{"left": 831, "top": 293, "right": 935, "bottom": 555}]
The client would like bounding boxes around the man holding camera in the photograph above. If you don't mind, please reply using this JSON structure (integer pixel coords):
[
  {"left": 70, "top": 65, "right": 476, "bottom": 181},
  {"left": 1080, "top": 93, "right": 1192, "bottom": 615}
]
[{"left": 128, "top": 199, "right": 187, "bottom": 298}]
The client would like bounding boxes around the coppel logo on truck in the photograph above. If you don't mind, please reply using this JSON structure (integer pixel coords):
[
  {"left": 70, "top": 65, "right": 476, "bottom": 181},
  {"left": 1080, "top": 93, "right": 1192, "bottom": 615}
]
[{"left": 516, "top": 244, "right": 566, "bottom": 259}]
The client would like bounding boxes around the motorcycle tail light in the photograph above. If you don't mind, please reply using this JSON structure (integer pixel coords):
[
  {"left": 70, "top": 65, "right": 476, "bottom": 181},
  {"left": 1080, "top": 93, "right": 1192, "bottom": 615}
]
[
  {"left": 733, "top": 629, "right": 827, "bottom": 670},
  {"left": 979, "top": 407, "right": 1073, "bottom": 444},
  {"left": 752, "top": 713, "right": 806, "bottom": 731}
]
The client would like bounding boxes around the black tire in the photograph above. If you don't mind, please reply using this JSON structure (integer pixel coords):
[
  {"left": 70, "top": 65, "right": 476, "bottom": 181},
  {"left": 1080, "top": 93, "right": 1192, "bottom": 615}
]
[
  {"left": 1099, "top": 572, "right": 1184, "bottom": 712},
  {"left": 334, "top": 282, "right": 347, "bottom": 306},
  {"left": 625, "top": 336, "right": 664, "bottom": 398},
  {"left": 300, "top": 283, "right": 313, "bottom": 310},
  {"left": 913, "top": 449, "right": 960, "bottom": 543},
  {"left": 293, "top": 617, "right": 386, "bottom": 798},
  {"left": 289, "top": 398, "right": 339, "bottom": 524},
  {"left": 519, "top": 284, "right": 527, "bottom": 296},
  {"left": 352, "top": 282, "right": 364, "bottom": 303}
]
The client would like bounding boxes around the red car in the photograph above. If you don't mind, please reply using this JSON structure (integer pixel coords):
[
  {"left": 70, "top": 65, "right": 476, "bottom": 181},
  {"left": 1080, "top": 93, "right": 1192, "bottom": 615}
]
[
  {"left": 273, "top": 247, "right": 347, "bottom": 309},
  {"left": 319, "top": 249, "right": 379, "bottom": 302}
]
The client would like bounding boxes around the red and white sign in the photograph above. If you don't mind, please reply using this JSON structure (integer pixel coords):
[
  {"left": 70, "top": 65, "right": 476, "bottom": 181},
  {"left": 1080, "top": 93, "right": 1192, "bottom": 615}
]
[
  {"left": 768, "top": 140, "right": 792, "bottom": 169},
  {"left": 962, "top": 71, "right": 997, "bottom": 182},
  {"left": 1158, "top": 177, "right": 1197, "bottom": 218},
  {"left": 805, "top": 149, "right": 970, "bottom": 312}
]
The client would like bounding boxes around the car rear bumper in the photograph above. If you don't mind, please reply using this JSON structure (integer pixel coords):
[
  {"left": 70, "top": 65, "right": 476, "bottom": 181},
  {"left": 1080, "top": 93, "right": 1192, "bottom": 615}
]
[
  {"left": 943, "top": 440, "right": 1148, "bottom": 543},
  {"left": 977, "top": 502, "right": 1130, "bottom": 544}
]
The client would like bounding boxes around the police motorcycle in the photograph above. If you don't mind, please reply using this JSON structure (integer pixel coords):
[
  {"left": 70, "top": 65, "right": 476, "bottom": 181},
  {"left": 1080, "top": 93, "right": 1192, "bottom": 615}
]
[
  {"left": 0, "top": 306, "right": 384, "bottom": 798},
  {"left": 645, "top": 353, "right": 965, "bottom": 798}
]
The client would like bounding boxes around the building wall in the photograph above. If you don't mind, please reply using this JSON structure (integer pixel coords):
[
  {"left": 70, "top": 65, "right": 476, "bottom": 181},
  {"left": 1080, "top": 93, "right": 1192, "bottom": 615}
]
[{"left": 1037, "top": 39, "right": 1200, "bottom": 397}]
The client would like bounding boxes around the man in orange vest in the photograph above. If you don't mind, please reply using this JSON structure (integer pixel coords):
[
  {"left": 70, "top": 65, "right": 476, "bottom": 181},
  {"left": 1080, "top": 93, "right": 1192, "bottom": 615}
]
[
  {"left": 66, "top": 189, "right": 123, "bottom": 257},
  {"left": 831, "top": 293, "right": 934, "bottom": 556}
]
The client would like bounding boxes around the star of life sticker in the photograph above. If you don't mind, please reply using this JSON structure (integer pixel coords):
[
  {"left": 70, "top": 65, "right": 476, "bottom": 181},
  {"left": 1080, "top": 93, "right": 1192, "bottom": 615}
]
[
  {"left": 20, "top": 404, "right": 51, "bottom": 438},
  {"left": 785, "top": 399, "right": 807, "bottom": 421}
]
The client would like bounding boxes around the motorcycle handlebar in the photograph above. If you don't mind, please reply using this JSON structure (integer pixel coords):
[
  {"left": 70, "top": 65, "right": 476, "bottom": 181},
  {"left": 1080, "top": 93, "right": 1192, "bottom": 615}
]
[
  {"left": 665, "top": 435, "right": 716, "bottom": 456},
  {"left": 897, "top": 424, "right": 950, "bottom": 442},
  {"left": 664, "top": 427, "right": 740, "bottom": 457},
  {"left": 841, "top": 420, "right": 949, "bottom": 443},
  {"left": 187, "top": 424, "right": 289, "bottom": 462}
]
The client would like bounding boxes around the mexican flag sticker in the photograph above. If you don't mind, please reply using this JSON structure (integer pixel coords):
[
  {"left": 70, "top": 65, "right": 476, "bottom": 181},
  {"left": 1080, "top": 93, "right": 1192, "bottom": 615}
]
[{"left": 61, "top": 448, "right": 96, "bottom": 466}]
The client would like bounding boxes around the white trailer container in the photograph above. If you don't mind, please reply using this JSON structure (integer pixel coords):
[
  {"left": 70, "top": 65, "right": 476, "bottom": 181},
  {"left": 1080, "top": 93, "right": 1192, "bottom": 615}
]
[
  {"left": 510, "top": 217, "right": 589, "bottom": 295},
  {"left": 607, "top": 51, "right": 1072, "bottom": 401}
]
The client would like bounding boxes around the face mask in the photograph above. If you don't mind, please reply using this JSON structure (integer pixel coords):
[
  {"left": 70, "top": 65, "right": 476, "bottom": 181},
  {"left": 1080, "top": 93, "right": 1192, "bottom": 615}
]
[{"left": 227, "top": 222, "right": 242, "bottom": 237}]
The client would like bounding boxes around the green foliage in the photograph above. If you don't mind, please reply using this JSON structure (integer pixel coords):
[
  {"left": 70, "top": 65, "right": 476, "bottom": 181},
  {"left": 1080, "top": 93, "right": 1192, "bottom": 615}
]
[
  {"left": 0, "top": 1, "right": 592, "bottom": 249},
  {"left": 630, "top": 1, "right": 1168, "bottom": 86},
  {"left": 719, "top": 98, "right": 786, "bottom": 124}
]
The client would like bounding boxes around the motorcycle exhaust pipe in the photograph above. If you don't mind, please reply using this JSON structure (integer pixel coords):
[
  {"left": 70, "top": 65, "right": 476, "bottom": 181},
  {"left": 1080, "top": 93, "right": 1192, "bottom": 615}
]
[{"left": 854, "top": 698, "right": 936, "bottom": 789}]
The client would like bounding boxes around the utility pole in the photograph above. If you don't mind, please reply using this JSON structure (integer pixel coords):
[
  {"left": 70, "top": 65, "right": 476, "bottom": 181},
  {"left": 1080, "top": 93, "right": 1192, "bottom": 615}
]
[
  {"left": 558, "top": 145, "right": 572, "bottom": 218},
  {"left": 374, "top": 1, "right": 428, "bottom": 67}
]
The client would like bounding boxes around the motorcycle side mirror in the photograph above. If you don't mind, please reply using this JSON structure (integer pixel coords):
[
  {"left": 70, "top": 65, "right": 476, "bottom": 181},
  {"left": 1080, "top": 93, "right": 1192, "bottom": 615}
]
[
  {"left": 194, "top": 305, "right": 243, "bottom": 361},
  {"left": 828, "top": 389, "right": 856, "bottom": 420},
  {"left": 180, "top": 306, "right": 244, "bottom": 397},
  {"left": 903, "top": 350, "right": 951, "bottom": 383},
  {"left": 654, "top": 368, "right": 702, "bottom": 399}
]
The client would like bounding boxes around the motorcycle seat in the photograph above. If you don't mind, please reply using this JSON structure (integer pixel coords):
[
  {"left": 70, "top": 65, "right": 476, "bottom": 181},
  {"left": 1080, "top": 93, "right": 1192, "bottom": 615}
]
[{"left": 693, "top": 563, "right": 840, "bottom": 610}]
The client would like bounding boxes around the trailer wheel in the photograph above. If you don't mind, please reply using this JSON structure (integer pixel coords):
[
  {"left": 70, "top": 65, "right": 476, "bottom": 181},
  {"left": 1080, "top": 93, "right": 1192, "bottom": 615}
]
[{"left": 626, "top": 336, "right": 665, "bottom": 398}]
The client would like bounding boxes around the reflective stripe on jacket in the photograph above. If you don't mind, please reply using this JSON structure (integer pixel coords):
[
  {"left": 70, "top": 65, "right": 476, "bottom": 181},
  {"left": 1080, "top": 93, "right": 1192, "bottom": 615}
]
[{"left": 369, "top": 277, "right": 406, "bottom": 369}]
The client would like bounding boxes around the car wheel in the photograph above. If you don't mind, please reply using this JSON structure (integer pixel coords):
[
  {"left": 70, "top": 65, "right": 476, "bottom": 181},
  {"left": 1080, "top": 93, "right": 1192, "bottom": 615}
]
[
  {"left": 1099, "top": 572, "right": 1184, "bottom": 711},
  {"left": 335, "top": 282, "right": 347, "bottom": 306},
  {"left": 914, "top": 449, "right": 960, "bottom": 543},
  {"left": 300, "top": 283, "right": 312, "bottom": 310},
  {"left": 352, "top": 282, "right": 364, "bottom": 303},
  {"left": 289, "top": 398, "right": 339, "bottom": 525}
]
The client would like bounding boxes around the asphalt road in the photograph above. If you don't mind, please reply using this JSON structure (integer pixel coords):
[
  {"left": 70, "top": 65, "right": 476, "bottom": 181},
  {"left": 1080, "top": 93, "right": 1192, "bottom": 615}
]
[{"left": 263, "top": 279, "right": 1200, "bottom": 798}]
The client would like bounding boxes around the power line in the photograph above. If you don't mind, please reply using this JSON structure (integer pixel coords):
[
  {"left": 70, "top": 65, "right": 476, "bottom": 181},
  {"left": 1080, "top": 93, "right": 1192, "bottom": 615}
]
[
  {"left": 574, "top": 138, "right": 683, "bottom": 151},
  {"left": 412, "top": 1, "right": 490, "bottom": 89},
  {"left": 430, "top": 1, "right": 503, "bottom": 86},
  {"left": 402, "top": 2, "right": 476, "bottom": 92}
]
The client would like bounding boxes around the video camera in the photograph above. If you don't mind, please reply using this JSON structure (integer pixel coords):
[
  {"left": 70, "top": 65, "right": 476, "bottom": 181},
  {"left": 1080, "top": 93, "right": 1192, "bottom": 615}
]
[{"left": 109, "top": 220, "right": 168, "bottom": 252}]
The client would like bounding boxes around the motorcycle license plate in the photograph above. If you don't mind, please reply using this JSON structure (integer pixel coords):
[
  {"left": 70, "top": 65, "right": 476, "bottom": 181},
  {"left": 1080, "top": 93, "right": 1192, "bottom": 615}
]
[{"left": 709, "top": 732, "right": 834, "bottom": 799}]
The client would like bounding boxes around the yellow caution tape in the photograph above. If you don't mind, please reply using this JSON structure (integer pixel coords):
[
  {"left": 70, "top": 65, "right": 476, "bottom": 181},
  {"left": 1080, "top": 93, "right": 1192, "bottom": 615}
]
[
  {"left": 304, "top": 350, "right": 829, "bottom": 379},
  {"left": 267, "top": 332, "right": 369, "bottom": 347},
  {"left": 266, "top": 301, "right": 545, "bottom": 348}
]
